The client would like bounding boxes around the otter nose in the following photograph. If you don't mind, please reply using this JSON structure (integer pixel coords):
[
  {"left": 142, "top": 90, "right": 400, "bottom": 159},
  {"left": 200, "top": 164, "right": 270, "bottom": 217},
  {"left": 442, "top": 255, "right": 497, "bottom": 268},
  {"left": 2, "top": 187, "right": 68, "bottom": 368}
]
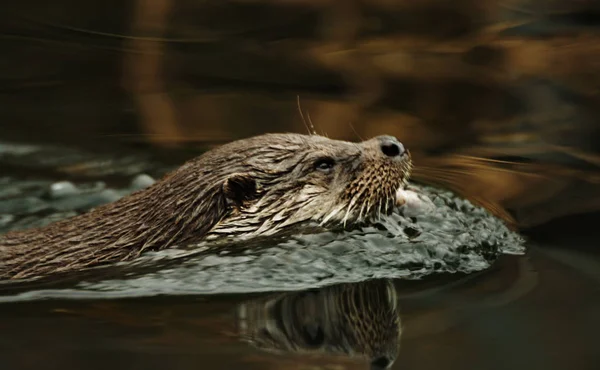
[{"left": 378, "top": 136, "right": 405, "bottom": 158}]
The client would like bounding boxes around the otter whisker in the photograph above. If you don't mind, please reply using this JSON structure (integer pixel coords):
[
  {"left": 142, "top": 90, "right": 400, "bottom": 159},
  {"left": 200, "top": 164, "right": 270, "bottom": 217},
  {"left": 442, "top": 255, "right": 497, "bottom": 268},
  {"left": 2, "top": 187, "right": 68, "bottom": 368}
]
[
  {"left": 296, "top": 95, "right": 316, "bottom": 136},
  {"left": 320, "top": 204, "right": 345, "bottom": 226},
  {"left": 344, "top": 190, "right": 365, "bottom": 225},
  {"left": 306, "top": 111, "right": 316, "bottom": 134},
  {"left": 358, "top": 202, "right": 367, "bottom": 222},
  {"left": 342, "top": 197, "right": 357, "bottom": 228},
  {"left": 365, "top": 199, "right": 373, "bottom": 221},
  {"left": 348, "top": 121, "right": 364, "bottom": 141}
]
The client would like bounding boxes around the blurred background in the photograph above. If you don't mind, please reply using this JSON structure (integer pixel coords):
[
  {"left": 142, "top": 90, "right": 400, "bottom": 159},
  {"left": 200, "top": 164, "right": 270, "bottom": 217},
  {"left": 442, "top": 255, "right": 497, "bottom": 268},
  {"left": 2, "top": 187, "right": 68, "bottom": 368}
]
[
  {"left": 1, "top": 2, "right": 600, "bottom": 370},
  {"left": 3, "top": 0, "right": 600, "bottom": 237}
]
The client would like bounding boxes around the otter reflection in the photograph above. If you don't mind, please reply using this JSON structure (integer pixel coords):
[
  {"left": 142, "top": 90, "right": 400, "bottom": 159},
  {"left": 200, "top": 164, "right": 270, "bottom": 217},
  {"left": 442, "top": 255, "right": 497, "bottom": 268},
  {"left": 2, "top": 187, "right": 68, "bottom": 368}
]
[{"left": 237, "top": 279, "right": 401, "bottom": 370}]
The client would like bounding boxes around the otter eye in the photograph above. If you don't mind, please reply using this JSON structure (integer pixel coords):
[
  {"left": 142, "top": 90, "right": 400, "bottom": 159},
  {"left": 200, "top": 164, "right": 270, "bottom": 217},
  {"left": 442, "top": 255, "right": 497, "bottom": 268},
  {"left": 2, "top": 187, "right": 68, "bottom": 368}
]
[{"left": 314, "top": 157, "right": 335, "bottom": 172}]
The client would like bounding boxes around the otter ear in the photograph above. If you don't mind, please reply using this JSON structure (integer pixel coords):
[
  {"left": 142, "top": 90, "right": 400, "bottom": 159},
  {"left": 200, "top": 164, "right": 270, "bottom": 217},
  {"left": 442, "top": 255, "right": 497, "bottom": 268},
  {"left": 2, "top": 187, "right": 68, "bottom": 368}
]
[{"left": 222, "top": 174, "right": 258, "bottom": 209}]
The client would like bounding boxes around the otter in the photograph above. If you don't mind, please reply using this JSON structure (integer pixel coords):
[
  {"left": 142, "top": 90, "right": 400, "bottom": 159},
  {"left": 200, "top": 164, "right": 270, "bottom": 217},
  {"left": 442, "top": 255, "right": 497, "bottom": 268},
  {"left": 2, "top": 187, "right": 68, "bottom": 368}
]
[
  {"left": 237, "top": 279, "right": 401, "bottom": 370},
  {"left": 0, "top": 133, "right": 412, "bottom": 281}
]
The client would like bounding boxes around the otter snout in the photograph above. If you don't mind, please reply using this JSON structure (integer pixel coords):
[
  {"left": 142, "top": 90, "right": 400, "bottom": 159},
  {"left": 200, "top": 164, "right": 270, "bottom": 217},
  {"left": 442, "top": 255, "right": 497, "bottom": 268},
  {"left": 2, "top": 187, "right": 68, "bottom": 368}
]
[{"left": 376, "top": 136, "right": 406, "bottom": 159}]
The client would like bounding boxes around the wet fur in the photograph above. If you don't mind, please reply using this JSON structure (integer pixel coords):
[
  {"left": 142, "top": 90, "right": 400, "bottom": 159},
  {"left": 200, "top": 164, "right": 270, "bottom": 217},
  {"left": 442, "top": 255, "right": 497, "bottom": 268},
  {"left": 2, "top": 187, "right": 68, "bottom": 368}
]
[
  {"left": 237, "top": 280, "right": 401, "bottom": 369},
  {"left": 0, "top": 133, "right": 411, "bottom": 280}
]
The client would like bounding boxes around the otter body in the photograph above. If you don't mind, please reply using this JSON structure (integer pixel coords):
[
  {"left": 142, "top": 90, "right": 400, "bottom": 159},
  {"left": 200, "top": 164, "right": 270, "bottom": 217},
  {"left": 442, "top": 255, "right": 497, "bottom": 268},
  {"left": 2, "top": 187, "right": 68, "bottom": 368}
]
[{"left": 0, "top": 133, "right": 411, "bottom": 281}]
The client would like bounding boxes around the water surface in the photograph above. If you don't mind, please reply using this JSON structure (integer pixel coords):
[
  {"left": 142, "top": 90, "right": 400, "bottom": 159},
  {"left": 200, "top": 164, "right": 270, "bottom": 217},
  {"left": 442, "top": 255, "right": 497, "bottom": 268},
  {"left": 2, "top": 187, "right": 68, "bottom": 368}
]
[
  {"left": 2, "top": 1, "right": 600, "bottom": 369},
  {"left": 0, "top": 136, "right": 598, "bottom": 370}
]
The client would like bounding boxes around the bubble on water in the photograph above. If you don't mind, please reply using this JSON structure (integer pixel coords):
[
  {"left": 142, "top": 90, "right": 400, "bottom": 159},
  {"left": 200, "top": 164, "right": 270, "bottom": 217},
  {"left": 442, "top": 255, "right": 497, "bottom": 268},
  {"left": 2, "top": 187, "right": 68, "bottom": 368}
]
[
  {"left": 48, "top": 181, "right": 80, "bottom": 199},
  {"left": 130, "top": 174, "right": 156, "bottom": 190},
  {"left": 0, "top": 214, "right": 15, "bottom": 228}
]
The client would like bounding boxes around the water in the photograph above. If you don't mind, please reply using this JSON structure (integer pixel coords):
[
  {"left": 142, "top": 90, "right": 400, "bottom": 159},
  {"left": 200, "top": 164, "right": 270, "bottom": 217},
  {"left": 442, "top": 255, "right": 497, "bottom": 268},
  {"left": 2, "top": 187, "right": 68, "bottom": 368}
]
[
  {"left": 0, "top": 141, "right": 523, "bottom": 300},
  {"left": 2, "top": 1, "right": 600, "bottom": 369},
  {"left": 0, "top": 135, "right": 597, "bottom": 370},
  {"left": 0, "top": 250, "right": 598, "bottom": 370}
]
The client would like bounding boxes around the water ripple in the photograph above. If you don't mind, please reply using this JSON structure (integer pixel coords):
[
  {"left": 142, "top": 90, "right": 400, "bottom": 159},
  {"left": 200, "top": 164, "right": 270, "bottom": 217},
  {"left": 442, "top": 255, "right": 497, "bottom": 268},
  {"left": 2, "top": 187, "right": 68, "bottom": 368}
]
[{"left": 0, "top": 182, "right": 525, "bottom": 302}]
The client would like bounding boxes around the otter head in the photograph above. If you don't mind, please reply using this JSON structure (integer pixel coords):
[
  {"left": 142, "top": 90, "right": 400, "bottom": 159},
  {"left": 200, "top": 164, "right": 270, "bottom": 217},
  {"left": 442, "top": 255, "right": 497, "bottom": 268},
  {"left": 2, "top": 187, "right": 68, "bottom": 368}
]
[{"left": 202, "top": 133, "right": 412, "bottom": 240}]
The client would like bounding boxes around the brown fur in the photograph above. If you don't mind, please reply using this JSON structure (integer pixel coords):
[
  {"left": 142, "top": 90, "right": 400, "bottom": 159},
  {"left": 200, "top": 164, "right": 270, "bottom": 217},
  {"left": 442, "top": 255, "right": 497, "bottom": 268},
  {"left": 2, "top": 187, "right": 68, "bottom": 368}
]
[
  {"left": 0, "top": 133, "right": 411, "bottom": 281},
  {"left": 237, "top": 280, "right": 401, "bottom": 370}
]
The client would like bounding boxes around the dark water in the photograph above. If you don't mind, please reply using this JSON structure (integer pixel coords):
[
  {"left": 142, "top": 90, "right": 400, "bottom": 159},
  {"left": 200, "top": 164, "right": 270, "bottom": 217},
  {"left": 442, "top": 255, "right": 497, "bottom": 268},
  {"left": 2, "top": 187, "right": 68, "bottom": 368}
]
[
  {"left": 0, "top": 130, "right": 598, "bottom": 370},
  {"left": 2, "top": 1, "right": 600, "bottom": 369},
  {"left": 0, "top": 249, "right": 598, "bottom": 370}
]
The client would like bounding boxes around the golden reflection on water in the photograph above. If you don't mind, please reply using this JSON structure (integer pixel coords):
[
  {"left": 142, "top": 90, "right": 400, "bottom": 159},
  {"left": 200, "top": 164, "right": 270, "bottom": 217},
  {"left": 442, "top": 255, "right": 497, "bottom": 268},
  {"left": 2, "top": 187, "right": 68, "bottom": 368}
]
[{"left": 2, "top": 1, "right": 600, "bottom": 230}]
